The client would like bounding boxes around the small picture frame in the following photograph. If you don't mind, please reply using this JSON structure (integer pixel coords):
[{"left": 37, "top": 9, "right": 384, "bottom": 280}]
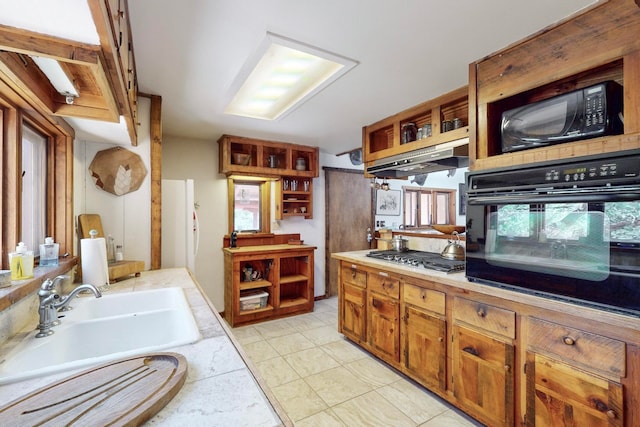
[
  {"left": 376, "top": 189, "right": 401, "bottom": 216},
  {"left": 459, "top": 183, "right": 467, "bottom": 215}
]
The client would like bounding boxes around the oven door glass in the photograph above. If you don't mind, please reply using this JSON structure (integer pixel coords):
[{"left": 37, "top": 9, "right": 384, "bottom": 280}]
[
  {"left": 466, "top": 199, "right": 640, "bottom": 316},
  {"left": 485, "top": 205, "right": 609, "bottom": 281}
]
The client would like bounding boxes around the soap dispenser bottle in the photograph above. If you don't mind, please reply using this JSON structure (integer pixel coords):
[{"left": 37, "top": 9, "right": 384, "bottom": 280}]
[
  {"left": 9, "top": 242, "right": 34, "bottom": 280},
  {"left": 40, "top": 237, "right": 59, "bottom": 267}
]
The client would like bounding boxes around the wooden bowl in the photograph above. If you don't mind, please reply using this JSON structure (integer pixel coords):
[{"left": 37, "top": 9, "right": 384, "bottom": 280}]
[
  {"left": 431, "top": 225, "right": 465, "bottom": 235},
  {"left": 232, "top": 153, "right": 251, "bottom": 166}
]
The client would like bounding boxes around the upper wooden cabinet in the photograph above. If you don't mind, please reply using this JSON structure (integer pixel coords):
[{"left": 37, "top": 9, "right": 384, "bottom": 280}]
[
  {"left": 218, "top": 134, "right": 319, "bottom": 178},
  {"left": 0, "top": 0, "right": 139, "bottom": 145},
  {"left": 362, "top": 86, "right": 469, "bottom": 166},
  {"left": 469, "top": 0, "right": 640, "bottom": 171}
]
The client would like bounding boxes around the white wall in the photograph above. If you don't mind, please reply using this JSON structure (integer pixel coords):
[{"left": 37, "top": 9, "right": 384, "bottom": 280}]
[
  {"left": 162, "top": 137, "right": 358, "bottom": 309},
  {"left": 374, "top": 168, "right": 468, "bottom": 230},
  {"left": 73, "top": 97, "right": 152, "bottom": 268},
  {"left": 162, "top": 136, "right": 226, "bottom": 309}
]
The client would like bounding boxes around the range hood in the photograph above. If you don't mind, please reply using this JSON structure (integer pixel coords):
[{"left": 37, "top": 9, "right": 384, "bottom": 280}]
[{"left": 366, "top": 138, "right": 469, "bottom": 178}]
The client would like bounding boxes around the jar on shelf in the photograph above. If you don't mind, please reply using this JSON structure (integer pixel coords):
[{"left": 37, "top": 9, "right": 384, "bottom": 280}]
[{"left": 401, "top": 123, "right": 417, "bottom": 144}]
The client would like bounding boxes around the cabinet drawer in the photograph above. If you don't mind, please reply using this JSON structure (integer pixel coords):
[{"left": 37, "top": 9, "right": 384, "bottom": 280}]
[
  {"left": 527, "top": 317, "right": 625, "bottom": 378},
  {"left": 341, "top": 263, "right": 366, "bottom": 288},
  {"left": 368, "top": 271, "right": 400, "bottom": 299},
  {"left": 403, "top": 283, "right": 445, "bottom": 315},
  {"left": 453, "top": 297, "right": 515, "bottom": 339}
]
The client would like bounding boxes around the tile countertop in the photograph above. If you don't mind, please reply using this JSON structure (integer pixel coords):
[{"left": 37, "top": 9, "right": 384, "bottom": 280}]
[
  {"left": 0, "top": 268, "right": 291, "bottom": 427},
  {"left": 332, "top": 250, "right": 640, "bottom": 332}
]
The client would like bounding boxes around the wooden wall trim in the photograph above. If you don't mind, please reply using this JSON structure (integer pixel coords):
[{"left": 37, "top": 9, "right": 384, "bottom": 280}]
[{"left": 148, "top": 94, "right": 162, "bottom": 270}]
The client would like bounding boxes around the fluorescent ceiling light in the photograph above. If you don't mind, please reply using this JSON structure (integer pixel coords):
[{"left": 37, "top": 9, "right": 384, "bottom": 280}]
[
  {"left": 31, "top": 55, "right": 79, "bottom": 98},
  {"left": 225, "top": 33, "right": 358, "bottom": 120}
]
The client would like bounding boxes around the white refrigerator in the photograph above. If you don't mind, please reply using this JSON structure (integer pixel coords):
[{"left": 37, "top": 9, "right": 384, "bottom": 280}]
[{"left": 161, "top": 179, "right": 199, "bottom": 272}]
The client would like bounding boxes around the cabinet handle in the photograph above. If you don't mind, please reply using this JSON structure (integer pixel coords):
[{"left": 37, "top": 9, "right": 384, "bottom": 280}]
[
  {"left": 504, "top": 364, "right": 511, "bottom": 372},
  {"left": 372, "top": 298, "right": 380, "bottom": 309},
  {"left": 606, "top": 410, "right": 617, "bottom": 419},
  {"left": 462, "top": 346, "right": 480, "bottom": 357},
  {"left": 438, "top": 337, "right": 444, "bottom": 343},
  {"left": 562, "top": 336, "right": 576, "bottom": 346},
  {"left": 477, "top": 307, "right": 487, "bottom": 318},
  {"left": 351, "top": 269, "right": 357, "bottom": 279},
  {"left": 421, "top": 292, "right": 426, "bottom": 300}
]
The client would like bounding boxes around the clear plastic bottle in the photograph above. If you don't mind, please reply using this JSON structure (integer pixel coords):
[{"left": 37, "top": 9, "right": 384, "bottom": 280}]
[
  {"left": 107, "top": 234, "right": 115, "bottom": 263},
  {"left": 9, "top": 242, "right": 34, "bottom": 280},
  {"left": 39, "top": 236, "right": 59, "bottom": 267}
]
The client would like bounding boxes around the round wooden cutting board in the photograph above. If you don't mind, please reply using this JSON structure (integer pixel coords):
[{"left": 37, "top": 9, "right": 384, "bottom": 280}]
[{"left": 0, "top": 352, "right": 187, "bottom": 426}]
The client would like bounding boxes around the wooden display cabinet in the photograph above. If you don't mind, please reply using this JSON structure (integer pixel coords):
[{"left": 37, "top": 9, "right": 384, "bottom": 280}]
[
  {"left": 223, "top": 244, "right": 315, "bottom": 327},
  {"left": 469, "top": 0, "right": 640, "bottom": 171},
  {"left": 362, "top": 85, "right": 469, "bottom": 166},
  {"left": 275, "top": 177, "right": 313, "bottom": 220},
  {"left": 218, "top": 134, "right": 319, "bottom": 178}
]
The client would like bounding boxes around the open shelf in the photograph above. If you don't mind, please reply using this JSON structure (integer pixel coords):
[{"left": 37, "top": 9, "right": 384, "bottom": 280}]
[
  {"left": 239, "top": 279, "right": 272, "bottom": 291},
  {"left": 224, "top": 245, "right": 315, "bottom": 326}
]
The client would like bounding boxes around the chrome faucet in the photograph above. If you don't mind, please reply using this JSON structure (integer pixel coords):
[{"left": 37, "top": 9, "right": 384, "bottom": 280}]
[{"left": 36, "top": 277, "right": 102, "bottom": 338}]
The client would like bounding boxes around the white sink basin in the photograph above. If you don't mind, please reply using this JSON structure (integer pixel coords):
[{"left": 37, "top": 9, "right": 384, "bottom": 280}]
[{"left": 0, "top": 287, "right": 200, "bottom": 385}]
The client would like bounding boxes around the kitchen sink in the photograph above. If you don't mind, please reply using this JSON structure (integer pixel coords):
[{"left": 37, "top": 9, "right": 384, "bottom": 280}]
[{"left": 0, "top": 287, "right": 200, "bottom": 385}]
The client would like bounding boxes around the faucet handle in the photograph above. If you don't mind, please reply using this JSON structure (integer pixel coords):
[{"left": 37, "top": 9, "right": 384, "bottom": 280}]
[{"left": 41, "top": 278, "right": 56, "bottom": 291}]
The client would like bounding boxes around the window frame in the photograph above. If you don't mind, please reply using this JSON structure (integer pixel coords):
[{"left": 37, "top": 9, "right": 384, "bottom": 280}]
[
  {"left": 402, "top": 186, "right": 456, "bottom": 229},
  {"left": 1, "top": 82, "right": 75, "bottom": 269},
  {"left": 227, "top": 176, "right": 271, "bottom": 235}
]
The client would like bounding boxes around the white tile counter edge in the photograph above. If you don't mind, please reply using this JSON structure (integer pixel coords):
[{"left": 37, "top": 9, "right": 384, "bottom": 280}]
[{"left": 0, "top": 268, "right": 292, "bottom": 427}]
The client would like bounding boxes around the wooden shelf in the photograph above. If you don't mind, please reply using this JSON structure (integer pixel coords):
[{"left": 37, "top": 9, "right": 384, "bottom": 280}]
[
  {"left": 224, "top": 245, "right": 315, "bottom": 327},
  {"left": 279, "top": 297, "right": 308, "bottom": 308},
  {"left": 239, "top": 279, "right": 272, "bottom": 291},
  {"left": 218, "top": 134, "right": 319, "bottom": 177},
  {"left": 239, "top": 305, "right": 273, "bottom": 314},
  {"left": 280, "top": 274, "right": 308, "bottom": 284},
  {"left": 363, "top": 86, "right": 469, "bottom": 169},
  {"left": 275, "top": 178, "right": 313, "bottom": 220}
]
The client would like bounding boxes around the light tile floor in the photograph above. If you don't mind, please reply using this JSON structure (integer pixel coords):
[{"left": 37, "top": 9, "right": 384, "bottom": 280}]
[{"left": 230, "top": 297, "right": 484, "bottom": 426}]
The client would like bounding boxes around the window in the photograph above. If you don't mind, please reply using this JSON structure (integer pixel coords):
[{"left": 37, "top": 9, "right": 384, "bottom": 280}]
[
  {"left": 403, "top": 187, "right": 456, "bottom": 228},
  {"left": 21, "top": 124, "right": 48, "bottom": 256},
  {"left": 228, "top": 177, "right": 271, "bottom": 234}
]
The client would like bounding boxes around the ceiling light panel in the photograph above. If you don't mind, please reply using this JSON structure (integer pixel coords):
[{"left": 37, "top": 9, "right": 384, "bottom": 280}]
[{"left": 225, "top": 33, "right": 358, "bottom": 120}]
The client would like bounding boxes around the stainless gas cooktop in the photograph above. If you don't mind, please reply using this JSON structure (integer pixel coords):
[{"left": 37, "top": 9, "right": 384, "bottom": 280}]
[{"left": 366, "top": 250, "right": 465, "bottom": 274}]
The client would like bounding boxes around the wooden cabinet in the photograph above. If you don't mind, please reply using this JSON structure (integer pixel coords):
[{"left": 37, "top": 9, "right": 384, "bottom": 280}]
[
  {"left": 367, "top": 271, "right": 400, "bottom": 363},
  {"left": 525, "top": 317, "right": 625, "bottom": 426},
  {"left": 470, "top": 0, "right": 640, "bottom": 171},
  {"left": 218, "top": 134, "right": 319, "bottom": 178},
  {"left": 275, "top": 177, "right": 313, "bottom": 220},
  {"left": 451, "top": 297, "right": 515, "bottom": 427},
  {"left": 334, "top": 252, "right": 640, "bottom": 427},
  {"left": 362, "top": 85, "right": 469, "bottom": 168},
  {"left": 339, "top": 263, "right": 367, "bottom": 343},
  {"left": 401, "top": 282, "right": 446, "bottom": 391},
  {"left": 223, "top": 244, "right": 315, "bottom": 327}
]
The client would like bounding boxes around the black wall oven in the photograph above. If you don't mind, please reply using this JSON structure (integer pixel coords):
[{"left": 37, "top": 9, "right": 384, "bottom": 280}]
[{"left": 465, "top": 150, "right": 640, "bottom": 317}]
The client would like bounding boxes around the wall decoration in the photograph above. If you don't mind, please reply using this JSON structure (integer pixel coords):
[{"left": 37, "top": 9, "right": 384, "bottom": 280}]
[
  {"left": 376, "top": 189, "right": 401, "bottom": 216},
  {"left": 89, "top": 147, "right": 147, "bottom": 196}
]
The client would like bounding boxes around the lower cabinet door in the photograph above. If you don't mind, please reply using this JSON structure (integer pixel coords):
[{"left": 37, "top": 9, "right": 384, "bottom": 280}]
[
  {"left": 452, "top": 324, "right": 514, "bottom": 427},
  {"left": 525, "top": 352, "right": 623, "bottom": 427},
  {"left": 403, "top": 305, "right": 446, "bottom": 391},
  {"left": 341, "top": 283, "right": 366, "bottom": 342},
  {"left": 368, "top": 292, "right": 400, "bottom": 363}
]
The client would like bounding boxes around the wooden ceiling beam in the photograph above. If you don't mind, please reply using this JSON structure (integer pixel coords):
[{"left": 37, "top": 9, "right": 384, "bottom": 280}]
[{"left": 0, "top": 24, "right": 101, "bottom": 66}]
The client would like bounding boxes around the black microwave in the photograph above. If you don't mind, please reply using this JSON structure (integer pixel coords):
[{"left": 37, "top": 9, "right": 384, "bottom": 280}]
[{"left": 501, "top": 81, "right": 624, "bottom": 153}]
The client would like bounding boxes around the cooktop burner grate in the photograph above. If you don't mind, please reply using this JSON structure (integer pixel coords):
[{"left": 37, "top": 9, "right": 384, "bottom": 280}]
[{"left": 366, "top": 250, "right": 464, "bottom": 273}]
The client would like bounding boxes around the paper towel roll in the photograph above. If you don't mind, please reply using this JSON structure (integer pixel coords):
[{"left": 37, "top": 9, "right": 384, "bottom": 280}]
[{"left": 81, "top": 237, "right": 109, "bottom": 288}]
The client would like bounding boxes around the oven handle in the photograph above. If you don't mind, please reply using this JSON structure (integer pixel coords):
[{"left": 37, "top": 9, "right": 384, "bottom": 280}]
[{"left": 467, "top": 191, "right": 640, "bottom": 205}]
